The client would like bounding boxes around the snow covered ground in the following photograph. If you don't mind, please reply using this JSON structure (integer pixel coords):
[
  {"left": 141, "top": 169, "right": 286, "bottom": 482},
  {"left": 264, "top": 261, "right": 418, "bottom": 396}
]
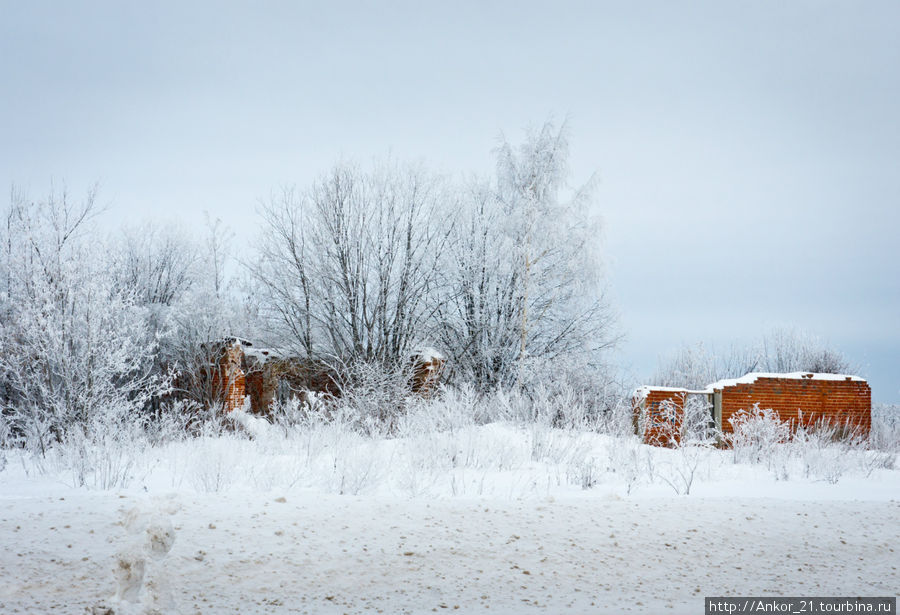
[{"left": 0, "top": 420, "right": 897, "bottom": 614}]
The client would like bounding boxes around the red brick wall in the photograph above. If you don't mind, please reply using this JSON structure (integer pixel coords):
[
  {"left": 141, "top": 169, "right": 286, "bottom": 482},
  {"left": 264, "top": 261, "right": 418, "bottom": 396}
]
[
  {"left": 211, "top": 367, "right": 246, "bottom": 412},
  {"left": 635, "top": 375, "right": 872, "bottom": 447},
  {"left": 411, "top": 357, "right": 445, "bottom": 398},
  {"left": 716, "top": 375, "right": 871, "bottom": 435},
  {"left": 212, "top": 342, "right": 246, "bottom": 413},
  {"left": 225, "top": 368, "right": 246, "bottom": 413},
  {"left": 634, "top": 388, "right": 687, "bottom": 446},
  {"left": 243, "top": 370, "right": 269, "bottom": 415}
]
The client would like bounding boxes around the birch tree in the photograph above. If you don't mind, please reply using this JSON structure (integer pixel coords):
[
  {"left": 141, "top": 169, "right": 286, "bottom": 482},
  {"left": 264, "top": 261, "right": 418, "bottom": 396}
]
[{"left": 437, "top": 120, "right": 617, "bottom": 389}]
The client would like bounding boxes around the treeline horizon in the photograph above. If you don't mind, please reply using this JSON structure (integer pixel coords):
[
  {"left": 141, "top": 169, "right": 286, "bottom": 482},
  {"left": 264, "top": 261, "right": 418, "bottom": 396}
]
[{"left": 0, "top": 119, "right": 874, "bottom": 457}]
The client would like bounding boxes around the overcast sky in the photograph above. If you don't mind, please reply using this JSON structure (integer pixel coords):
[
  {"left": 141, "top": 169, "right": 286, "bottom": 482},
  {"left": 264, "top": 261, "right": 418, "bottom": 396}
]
[{"left": 2, "top": 1, "right": 898, "bottom": 401}]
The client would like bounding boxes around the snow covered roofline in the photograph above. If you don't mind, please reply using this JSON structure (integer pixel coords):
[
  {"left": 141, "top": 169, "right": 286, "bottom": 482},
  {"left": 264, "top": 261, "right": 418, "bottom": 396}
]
[
  {"left": 632, "top": 385, "right": 711, "bottom": 402},
  {"left": 242, "top": 347, "right": 287, "bottom": 365},
  {"left": 634, "top": 372, "right": 866, "bottom": 400},
  {"left": 221, "top": 336, "right": 253, "bottom": 347},
  {"left": 411, "top": 347, "right": 444, "bottom": 362},
  {"left": 703, "top": 372, "right": 865, "bottom": 392},
  {"left": 223, "top": 338, "right": 445, "bottom": 367}
]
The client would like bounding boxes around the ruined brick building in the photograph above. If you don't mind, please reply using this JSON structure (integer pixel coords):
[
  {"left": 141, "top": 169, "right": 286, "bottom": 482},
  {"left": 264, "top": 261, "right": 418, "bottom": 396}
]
[
  {"left": 210, "top": 338, "right": 445, "bottom": 415},
  {"left": 633, "top": 372, "right": 871, "bottom": 446}
]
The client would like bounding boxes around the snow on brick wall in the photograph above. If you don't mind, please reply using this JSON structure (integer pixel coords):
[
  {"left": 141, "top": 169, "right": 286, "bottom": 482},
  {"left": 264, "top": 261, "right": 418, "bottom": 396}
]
[
  {"left": 212, "top": 342, "right": 247, "bottom": 413},
  {"left": 633, "top": 388, "right": 688, "bottom": 446},
  {"left": 714, "top": 374, "right": 871, "bottom": 435},
  {"left": 633, "top": 374, "right": 872, "bottom": 447},
  {"left": 410, "top": 355, "right": 445, "bottom": 398},
  {"left": 209, "top": 341, "right": 447, "bottom": 415},
  {"left": 222, "top": 370, "right": 246, "bottom": 413}
]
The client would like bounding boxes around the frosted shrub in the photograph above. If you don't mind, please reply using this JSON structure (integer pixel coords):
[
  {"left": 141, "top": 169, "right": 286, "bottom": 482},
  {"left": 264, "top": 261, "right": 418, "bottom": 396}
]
[
  {"left": 529, "top": 421, "right": 555, "bottom": 462},
  {"left": 333, "top": 361, "right": 415, "bottom": 434},
  {"left": 204, "top": 403, "right": 249, "bottom": 438},
  {"left": 656, "top": 444, "right": 710, "bottom": 495},
  {"left": 643, "top": 396, "right": 718, "bottom": 494},
  {"left": 146, "top": 400, "right": 194, "bottom": 446},
  {"left": 790, "top": 420, "right": 835, "bottom": 478},
  {"left": 523, "top": 390, "right": 558, "bottom": 462},
  {"left": 795, "top": 418, "right": 895, "bottom": 482},
  {"left": 727, "top": 404, "right": 790, "bottom": 466},
  {"left": 531, "top": 425, "right": 594, "bottom": 468},
  {"left": 594, "top": 396, "right": 637, "bottom": 438},
  {"left": 399, "top": 384, "right": 480, "bottom": 435},
  {"left": 606, "top": 437, "right": 650, "bottom": 495},
  {"left": 285, "top": 406, "right": 381, "bottom": 495},
  {"left": 803, "top": 447, "right": 847, "bottom": 484},
  {"left": 532, "top": 385, "right": 594, "bottom": 430},
  {"left": 796, "top": 423, "right": 856, "bottom": 483},
  {"left": 323, "top": 435, "right": 382, "bottom": 496},
  {"left": 856, "top": 448, "right": 896, "bottom": 477},
  {"left": 486, "top": 388, "right": 530, "bottom": 423},
  {"left": 0, "top": 412, "right": 10, "bottom": 448},
  {"left": 270, "top": 395, "right": 327, "bottom": 433},
  {"left": 394, "top": 393, "right": 532, "bottom": 496},
  {"left": 655, "top": 426, "right": 714, "bottom": 495},
  {"left": 268, "top": 397, "right": 331, "bottom": 469},
  {"left": 482, "top": 383, "right": 601, "bottom": 432},
  {"left": 0, "top": 413, "right": 9, "bottom": 472},
  {"left": 189, "top": 435, "right": 246, "bottom": 493},
  {"left": 871, "top": 403, "right": 900, "bottom": 452},
  {"left": 433, "top": 384, "right": 485, "bottom": 428},
  {"left": 638, "top": 397, "right": 681, "bottom": 447},
  {"left": 723, "top": 405, "right": 893, "bottom": 483},
  {"left": 398, "top": 420, "right": 473, "bottom": 472},
  {"left": 10, "top": 406, "right": 57, "bottom": 461},
  {"left": 682, "top": 396, "right": 717, "bottom": 444},
  {"left": 393, "top": 418, "right": 480, "bottom": 497},
  {"left": 570, "top": 455, "right": 603, "bottom": 490},
  {"left": 49, "top": 412, "right": 149, "bottom": 490},
  {"left": 542, "top": 387, "right": 587, "bottom": 430},
  {"left": 0, "top": 190, "right": 171, "bottom": 459}
]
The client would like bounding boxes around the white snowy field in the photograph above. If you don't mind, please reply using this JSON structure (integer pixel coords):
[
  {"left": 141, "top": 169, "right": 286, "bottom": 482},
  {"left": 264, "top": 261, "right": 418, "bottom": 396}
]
[{"left": 0, "top": 419, "right": 897, "bottom": 614}]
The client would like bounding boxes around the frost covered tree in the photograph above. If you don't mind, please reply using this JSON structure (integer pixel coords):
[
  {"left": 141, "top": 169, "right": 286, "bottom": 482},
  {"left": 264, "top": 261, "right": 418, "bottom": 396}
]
[
  {"left": 433, "top": 184, "right": 520, "bottom": 387},
  {"left": 758, "top": 327, "right": 854, "bottom": 374},
  {"left": 651, "top": 327, "right": 857, "bottom": 390},
  {"left": 109, "top": 221, "right": 197, "bottom": 410},
  {"left": 111, "top": 222, "right": 198, "bottom": 308},
  {"left": 109, "top": 215, "right": 253, "bottom": 411},
  {"left": 253, "top": 161, "right": 453, "bottom": 368},
  {"left": 651, "top": 343, "right": 740, "bottom": 389},
  {"left": 436, "top": 120, "right": 617, "bottom": 390},
  {"left": 252, "top": 122, "right": 618, "bottom": 397},
  {"left": 0, "top": 187, "right": 169, "bottom": 452}
]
